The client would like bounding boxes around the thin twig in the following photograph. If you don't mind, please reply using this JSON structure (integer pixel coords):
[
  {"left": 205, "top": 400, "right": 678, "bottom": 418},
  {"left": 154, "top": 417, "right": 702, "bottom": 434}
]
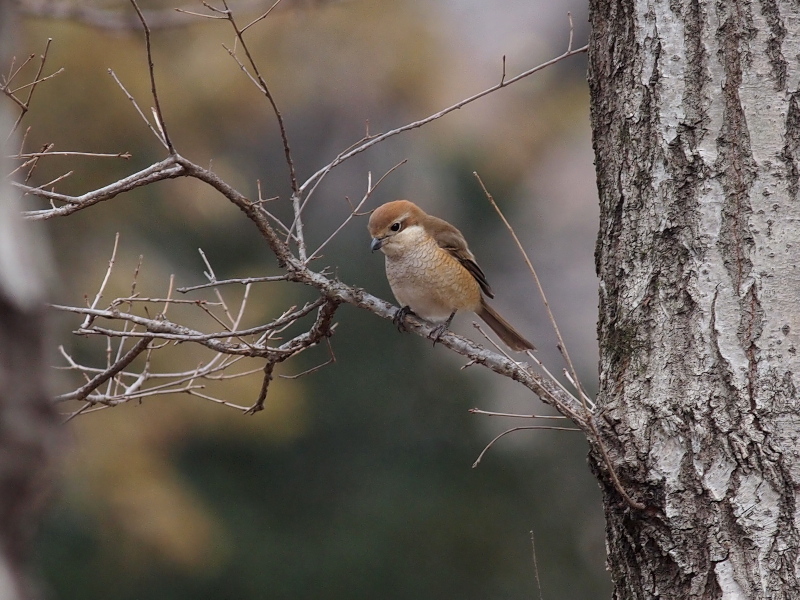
[
  {"left": 473, "top": 172, "right": 592, "bottom": 408},
  {"left": 279, "top": 356, "right": 333, "bottom": 379},
  {"left": 185, "top": 389, "right": 251, "bottom": 411},
  {"left": 246, "top": 360, "right": 276, "bottom": 414},
  {"left": 525, "top": 353, "right": 582, "bottom": 411},
  {"left": 298, "top": 43, "right": 588, "bottom": 195},
  {"left": 9, "top": 151, "right": 132, "bottom": 160},
  {"left": 57, "top": 296, "right": 326, "bottom": 343},
  {"left": 177, "top": 274, "right": 290, "bottom": 293},
  {"left": 241, "top": 0, "right": 282, "bottom": 33},
  {"left": 472, "top": 173, "right": 643, "bottom": 509},
  {"left": 472, "top": 322, "right": 522, "bottom": 367},
  {"left": 3, "top": 54, "right": 35, "bottom": 90},
  {"left": 161, "top": 274, "right": 176, "bottom": 317},
  {"left": 108, "top": 69, "right": 167, "bottom": 148},
  {"left": 82, "top": 233, "right": 120, "bottom": 328},
  {"left": 231, "top": 283, "right": 250, "bottom": 330},
  {"left": 220, "top": 0, "right": 296, "bottom": 193},
  {"left": 563, "top": 369, "right": 596, "bottom": 410},
  {"left": 33, "top": 170, "right": 74, "bottom": 191},
  {"left": 308, "top": 159, "right": 407, "bottom": 261},
  {"left": 7, "top": 38, "right": 57, "bottom": 136},
  {"left": 567, "top": 12, "right": 575, "bottom": 52},
  {"left": 472, "top": 426, "right": 581, "bottom": 468},
  {"left": 208, "top": 28, "right": 303, "bottom": 258},
  {"left": 298, "top": 134, "right": 372, "bottom": 213},
  {"left": 469, "top": 409, "right": 566, "bottom": 419},
  {"left": 531, "top": 530, "right": 544, "bottom": 600},
  {"left": 112, "top": 297, "right": 222, "bottom": 306},
  {"left": 56, "top": 336, "right": 153, "bottom": 402},
  {"left": 588, "top": 417, "right": 647, "bottom": 510},
  {"left": 129, "top": 0, "right": 174, "bottom": 152},
  {"left": 8, "top": 68, "right": 64, "bottom": 95},
  {"left": 62, "top": 402, "right": 97, "bottom": 424},
  {"left": 471, "top": 321, "right": 582, "bottom": 424},
  {"left": 20, "top": 156, "right": 184, "bottom": 219},
  {"left": 174, "top": 8, "right": 227, "bottom": 21}
]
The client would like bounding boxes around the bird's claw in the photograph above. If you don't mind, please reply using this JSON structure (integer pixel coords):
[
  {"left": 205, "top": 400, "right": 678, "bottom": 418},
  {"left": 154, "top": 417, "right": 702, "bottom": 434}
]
[
  {"left": 429, "top": 311, "right": 455, "bottom": 347},
  {"left": 429, "top": 324, "right": 447, "bottom": 347},
  {"left": 393, "top": 306, "right": 414, "bottom": 333}
]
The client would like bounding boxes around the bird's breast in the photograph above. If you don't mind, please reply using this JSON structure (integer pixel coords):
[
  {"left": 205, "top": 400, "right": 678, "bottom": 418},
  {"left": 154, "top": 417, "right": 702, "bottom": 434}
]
[{"left": 384, "top": 237, "right": 481, "bottom": 322}]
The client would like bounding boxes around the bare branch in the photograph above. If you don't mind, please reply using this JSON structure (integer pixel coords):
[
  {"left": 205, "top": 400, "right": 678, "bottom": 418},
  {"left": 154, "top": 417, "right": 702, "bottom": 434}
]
[
  {"left": 214, "top": 0, "right": 303, "bottom": 261},
  {"left": 129, "top": 0, "right": 174, "bottom": 153},
  {"left": 3, "top": 53, "right": 35, "bottom": 91},
  {"left": 3, "top": 37, "right": 58, "bottom": 137},
  {"left": 53, "top": 297, "right": 327, "bottom": 350},
  {"left": 19, "top": 19, "right": 599, "bottom": 433},
  {"left": 184, "top": 389, "right": 251, "bottom": 411},
  {"left": 19, "top": 156, "right": 184, "bottom": 220},
  {"left": 308, "top": 159, "right": 407, "bottom": 261},
  {"left": 9, "top": 151, "right": 131, "bottom": 160},
  {"left": 82, "top": 232, "right": 120, "bottom": 329},
  {"left": 531, "top": 531, "right": 544, "bottom": 600},
  {"left": 108, "top": 68, "right": 168, "bottom": 147},
  {"left": 112, "top": 297, "right": 223, "bottom": 306},
  {"left": 177, "top": 274, "right": 291, "bottom": 293},
  {"left": 55, "top": 336, "right": 153, "bottom": 402},
  {"left": 244, "top": 297, "right": 338, "bottom": 414},
  {"left": 174, "top": 153, "right": 591, "bottom": 420},
  {"left": 567, "top": 12, "right": 575, "bottom": 52},
  {"left": 472, "top": 426, "right": 582, "bottom": 468},
  {"left": 291, "top": 192, "right": 307, "bottom": 262},
  {"left": 471, "top": 174, "right": 644, "bottom": 509},
  {"left": 279, "top": 355, "right": 334, "bottom": 380},
  {"left": 468, "top": 409, "right": 567, "bottom": 419},
  {"left": 473, "top": 172, "right": 592, "bottom": 408},
  {"left": 7, "top": 67, "right": 64, "bottom": 95},
  {"left": 245, "top": 361, "right": 275, "bottom": 415},
  {"left": 298, "top": 43, "right": 589, "bottom": 195},
  {"left": 240, "top": 0, "right": 283, "bottom": 33},
  {"left": 218, "top": 0, "right": 296, "bottom": 193}
]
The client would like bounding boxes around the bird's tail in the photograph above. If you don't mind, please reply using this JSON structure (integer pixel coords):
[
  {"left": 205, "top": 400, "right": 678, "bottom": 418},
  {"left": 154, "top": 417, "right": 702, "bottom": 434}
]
[{"left": 477, "top": 300, "right": 535, "bottom": 352}]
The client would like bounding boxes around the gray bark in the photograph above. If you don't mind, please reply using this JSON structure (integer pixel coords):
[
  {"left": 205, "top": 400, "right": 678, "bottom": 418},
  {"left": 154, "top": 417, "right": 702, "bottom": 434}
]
[{"left": 589, "top": 0, "right": 800, "bottom": 597}]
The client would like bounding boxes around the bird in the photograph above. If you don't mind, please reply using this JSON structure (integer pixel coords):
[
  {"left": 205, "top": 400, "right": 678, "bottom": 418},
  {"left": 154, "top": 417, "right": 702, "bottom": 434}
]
[{"left": 368, "top": 200, "right": 534, "bottom": 352}]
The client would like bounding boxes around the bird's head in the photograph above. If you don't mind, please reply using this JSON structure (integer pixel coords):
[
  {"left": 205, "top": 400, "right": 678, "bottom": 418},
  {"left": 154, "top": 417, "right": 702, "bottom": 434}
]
[{"left": 368, "top": 200, "right": 426, "bottom": 256}]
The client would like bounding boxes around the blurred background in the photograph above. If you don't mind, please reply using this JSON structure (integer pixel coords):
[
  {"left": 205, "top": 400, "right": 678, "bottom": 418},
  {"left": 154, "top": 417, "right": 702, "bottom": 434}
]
[{"left": 7, "top": 0, "right": 606, "bottom": 597}]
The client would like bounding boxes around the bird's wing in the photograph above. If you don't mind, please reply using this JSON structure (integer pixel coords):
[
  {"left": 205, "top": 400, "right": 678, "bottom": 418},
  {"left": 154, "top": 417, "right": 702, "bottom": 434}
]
[{"left": 429, "top": 216, "right": 495, "bottom": 298}]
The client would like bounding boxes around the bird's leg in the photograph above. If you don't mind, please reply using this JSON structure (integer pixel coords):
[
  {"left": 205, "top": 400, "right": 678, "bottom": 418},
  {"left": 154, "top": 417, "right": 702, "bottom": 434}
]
[
  {"left": 430, "top": 311, "right": 456, "bottom": 347},
  {"left": 393, "top": 305, "right": 416, "bottom": 332}
]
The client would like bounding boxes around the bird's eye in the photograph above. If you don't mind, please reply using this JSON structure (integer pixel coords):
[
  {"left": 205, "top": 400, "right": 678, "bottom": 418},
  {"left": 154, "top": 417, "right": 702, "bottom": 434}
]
[{"left": 390, "top": 222, "right": 401, "bottom": 232}]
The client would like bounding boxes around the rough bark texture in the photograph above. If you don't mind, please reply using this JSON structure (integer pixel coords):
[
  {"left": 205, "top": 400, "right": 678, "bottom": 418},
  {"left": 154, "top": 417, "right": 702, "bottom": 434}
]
[{"left": 589, "top": 0, "right": 800, "bottom": 597}]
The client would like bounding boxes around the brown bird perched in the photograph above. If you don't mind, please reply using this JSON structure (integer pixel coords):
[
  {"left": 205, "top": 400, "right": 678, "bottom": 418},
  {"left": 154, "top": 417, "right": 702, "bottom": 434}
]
[{"left": 368, "top": 200, "right": 534, "bottom": 352}]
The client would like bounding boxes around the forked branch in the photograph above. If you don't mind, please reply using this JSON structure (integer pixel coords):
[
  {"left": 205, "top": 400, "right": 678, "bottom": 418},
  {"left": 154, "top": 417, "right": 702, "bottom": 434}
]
[{"left": 8, "top": 7, "right": 594, "bottom": 439}]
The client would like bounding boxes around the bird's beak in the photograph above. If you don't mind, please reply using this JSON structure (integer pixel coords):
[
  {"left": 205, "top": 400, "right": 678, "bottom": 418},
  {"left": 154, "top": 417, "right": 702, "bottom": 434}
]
[{"left": 370, "top": 237, "right": 384, "bottom": 252}]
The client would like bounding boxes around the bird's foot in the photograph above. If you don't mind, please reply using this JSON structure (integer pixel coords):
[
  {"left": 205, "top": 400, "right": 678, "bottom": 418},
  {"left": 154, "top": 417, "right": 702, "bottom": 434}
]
[
  {"left": 428, "top": 311, "right": 456, "bottom": 347},
  {"left": 429, "top": 324, "right": 447, "bottom": 347},
  {"left": 393, "top": 306, "right": 415, "bottom": 332}
]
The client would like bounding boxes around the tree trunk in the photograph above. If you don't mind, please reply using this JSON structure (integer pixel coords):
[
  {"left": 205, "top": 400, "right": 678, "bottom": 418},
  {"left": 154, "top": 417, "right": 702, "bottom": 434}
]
[
  {"left": 589, "top": 0, "right": 800, "bottom": 597},
  {"left": 0, "top": 3, "right": 61, "bottom": 599}
]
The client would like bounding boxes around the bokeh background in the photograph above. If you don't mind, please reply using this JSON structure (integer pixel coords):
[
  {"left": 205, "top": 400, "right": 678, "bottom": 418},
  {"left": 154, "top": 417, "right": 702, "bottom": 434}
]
[{"left": 9, "top": 0, "right": 606, "bottom": 597}]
